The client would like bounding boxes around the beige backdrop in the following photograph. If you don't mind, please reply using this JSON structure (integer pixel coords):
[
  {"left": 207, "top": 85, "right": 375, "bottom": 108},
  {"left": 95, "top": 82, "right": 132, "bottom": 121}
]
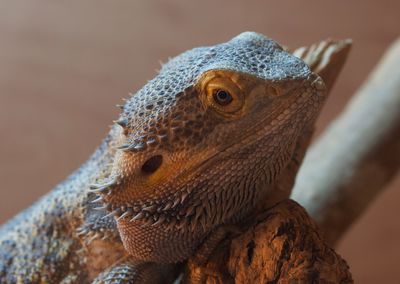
[{"left": 0, "top": 1, "right": 399, "bottom": 282}]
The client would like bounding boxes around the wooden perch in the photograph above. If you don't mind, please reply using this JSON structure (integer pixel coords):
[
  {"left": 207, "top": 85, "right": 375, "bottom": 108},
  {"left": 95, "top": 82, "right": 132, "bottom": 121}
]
[
  {"left": 228, "top": 200, "right": 352, "bottom": 283},
  {"left": 184, "top": 200, "right": 352, "bottom": 283},
  {"left": 292, "top": 38, "right": 400, "bottom": 245}
]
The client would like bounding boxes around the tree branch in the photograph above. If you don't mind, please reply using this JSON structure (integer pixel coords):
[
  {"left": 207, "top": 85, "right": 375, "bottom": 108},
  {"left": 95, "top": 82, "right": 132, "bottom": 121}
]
[
  {"left": 292, "top": 38, "right": 400, "bottom": 245},
  {"left": 184, "top": 200, "right": 353, "bottom": 283}
]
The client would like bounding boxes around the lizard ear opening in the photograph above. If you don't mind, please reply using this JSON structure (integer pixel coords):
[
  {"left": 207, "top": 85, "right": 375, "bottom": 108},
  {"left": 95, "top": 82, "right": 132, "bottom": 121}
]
[{"left": 141, "top": 155, "right": 163, "bottom": 174}]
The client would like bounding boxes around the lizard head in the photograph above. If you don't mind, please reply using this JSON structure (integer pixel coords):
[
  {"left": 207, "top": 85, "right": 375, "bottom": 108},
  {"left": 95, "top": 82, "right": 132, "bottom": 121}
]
[{"left": 91, "top": 32, "right": 326, "bottom": 262}]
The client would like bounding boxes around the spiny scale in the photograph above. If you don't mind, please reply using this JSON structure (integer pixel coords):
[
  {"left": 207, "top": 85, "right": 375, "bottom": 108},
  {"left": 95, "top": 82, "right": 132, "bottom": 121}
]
[
  {"left": 142, "top": 204, "right": 157, "bottom": 213},
  {"left": 102, "top": 209, "right": 120, "bottom": 220},
  {"left": 185, "top": 205, "right": 196, "bottom": 217},
  {"left": 90, "top": 196, "right": 104, "bottom": 203},
  {"left": 116, "top": 209, "right": 132, "bottom": 221},
  {"left": 93, "top": 204, "right": 111, "bottom": 211},
  {"left": 76, "top": 227, "right": 89, "bottom": 236},
  {"left": 172, "top": 198, "right": 180, "bottom": 208},
  {"left": 114, "top": 117, "right": 129, "bottom": 128},
  {"left": 117, "top": 143, "right": 147, "bottom": 152},
  {"left": 86, "top": 233, "right": 100, "bottom": 245},
  {"left": 88, "top": 179, "right": 118, "bottom": 194},
  {"left": 152, "top": 215, "right": 166, "bottom": 227},
  {"left": 180, "top": 191, "right": 189, "bottom": 203},
  {"left": 131, "top": 212, "right": 145, "bottom": 221},
  {"left": 162, "top": 201, "right": 173, "bottom": 211}
]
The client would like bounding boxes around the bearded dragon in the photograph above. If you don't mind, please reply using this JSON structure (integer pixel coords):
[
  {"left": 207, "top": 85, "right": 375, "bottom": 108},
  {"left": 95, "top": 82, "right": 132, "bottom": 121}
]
[{"left": 0, "top": 32, "right": 344, "bottom": 283}]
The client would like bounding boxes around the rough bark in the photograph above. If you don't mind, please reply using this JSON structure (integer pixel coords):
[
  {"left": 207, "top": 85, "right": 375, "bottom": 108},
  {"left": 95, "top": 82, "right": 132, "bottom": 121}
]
[
  {"left": 185, "top": 200, "right": 352, "bottom": 283},
  {"left": 228, "top": 200, "right": 352, "bottom": 284},
  {"left": 292, "top": 38, "right": 400, "bottom": 244}
]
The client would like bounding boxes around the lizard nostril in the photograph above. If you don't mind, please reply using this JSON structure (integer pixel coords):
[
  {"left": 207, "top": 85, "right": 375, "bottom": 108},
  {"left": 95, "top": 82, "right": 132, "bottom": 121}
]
[{"left": 141, "top": 155, "right": 163, "bottom": 174}]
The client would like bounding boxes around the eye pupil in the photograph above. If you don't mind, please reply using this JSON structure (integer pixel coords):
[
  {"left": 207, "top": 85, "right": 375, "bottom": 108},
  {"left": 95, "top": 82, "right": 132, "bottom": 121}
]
[{"left": 213, "top": 89, "right": 233, "bottom": 106}]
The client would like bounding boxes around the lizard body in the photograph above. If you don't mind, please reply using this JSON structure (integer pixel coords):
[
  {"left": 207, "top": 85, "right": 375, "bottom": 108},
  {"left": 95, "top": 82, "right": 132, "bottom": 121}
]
[{"left": 0, "top": 32, "right": 326, "bottom": 283}]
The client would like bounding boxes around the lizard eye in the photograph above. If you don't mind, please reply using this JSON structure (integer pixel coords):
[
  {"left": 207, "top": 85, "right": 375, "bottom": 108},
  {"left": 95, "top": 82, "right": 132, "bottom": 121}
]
[
  {"left": 203, "top": 76, "right": 244, "bottom": 115},
  {"left": 213, "top": 89, "right": 233, "bottom": 106}
]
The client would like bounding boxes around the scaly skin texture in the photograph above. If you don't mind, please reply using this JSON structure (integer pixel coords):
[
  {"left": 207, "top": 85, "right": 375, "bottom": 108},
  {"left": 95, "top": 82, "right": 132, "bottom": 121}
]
[{"left": 0, "top": 32, "right": 326, "bottom": 283}]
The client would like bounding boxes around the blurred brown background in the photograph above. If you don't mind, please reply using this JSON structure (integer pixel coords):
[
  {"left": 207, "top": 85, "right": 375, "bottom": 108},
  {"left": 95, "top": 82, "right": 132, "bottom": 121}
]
[{"left": 0, "top": 0, "right": 399, "bottom": 282}]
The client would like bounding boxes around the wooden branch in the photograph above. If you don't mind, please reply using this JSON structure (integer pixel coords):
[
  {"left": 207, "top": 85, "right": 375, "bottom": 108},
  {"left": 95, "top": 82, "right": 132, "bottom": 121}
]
[
  {"left": 185, "top": 200, "right": 352, "bottom": 283},
  {"left": 292, "top": 38, "right": 400, "bottom": 245}
]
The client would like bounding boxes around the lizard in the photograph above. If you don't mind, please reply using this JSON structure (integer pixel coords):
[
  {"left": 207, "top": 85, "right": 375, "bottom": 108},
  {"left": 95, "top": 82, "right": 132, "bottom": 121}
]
[{"left": 0, "top": 32, "right": 333, "bottom": 283}]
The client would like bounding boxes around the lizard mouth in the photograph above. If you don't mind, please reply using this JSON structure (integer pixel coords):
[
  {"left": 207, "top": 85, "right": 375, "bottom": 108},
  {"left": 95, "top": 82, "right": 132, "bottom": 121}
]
[{"left": 90, "top": 180, "right": 195, "bottom": 231}]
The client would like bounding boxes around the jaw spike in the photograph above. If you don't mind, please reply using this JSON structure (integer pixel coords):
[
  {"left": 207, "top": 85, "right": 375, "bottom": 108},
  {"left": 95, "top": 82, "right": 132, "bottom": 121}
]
[
  {"left": 180, "top": 191, "right": 189, "bottom": 203},
  {"left": 113, "top": 117, "right": 128, "bottom": 128},
  {"left": 88, "top": 186, "right": 108, "bottom": 193},
  {"left": 117, "top": 143, "right": 134, "bottom": 151},
  {"left": 116, "top": 104, "right": 124, "bottom": 110},
  {"left": 76, "top": 227, "right": 89, "bottom": 236},
  {"left": 142, "top": 204, "right": 157, "bottom": 214},
  {"left": 88, "top": 179, "right": 118, "bottom": 194},
  {"left": 90, "top": 196, "right": 104, "bottom": 204},
  {"left": 141, "top": 218, "right": 154, "bottom": 227},
  {"left": 176, "top": 220, "right": 186, "bottom": 230},
  {"left": 162, "top": 201, "right": 173, "bottom": 211},
  {"left": 102, "top": 209, "right": 119, "bottom": 220},
  {"left": 152, "top": 215, "right": 166, "bottom": 226},
  {"left": 194, "top": 206, "right": 202, "bottom": 221},
  {"left": 116, "top": 208, "right": 133, "bottom": 221},
  {"left": 117, "top": 142, "right": 147, "bottom": 152},
  {"left": 172, "top": 198, "right": 180, "bottom": 208},
  {"left": 93, "top": 205, "right": 108, "bottom": 211},
  {"left": 117, "top": 144, "right": 128, "bottom": 150},
  {"left": 132, "top": 143, "right": 147, "bottom": 151},
  {"left": 185, "top": 205, "right": 196, "bottom": 217},
  {"left": 131, "top": 212, "right": 145, "bottom": 221},
  {"left": 87, "top": 232, "right": 100, "bottom": 245}
]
